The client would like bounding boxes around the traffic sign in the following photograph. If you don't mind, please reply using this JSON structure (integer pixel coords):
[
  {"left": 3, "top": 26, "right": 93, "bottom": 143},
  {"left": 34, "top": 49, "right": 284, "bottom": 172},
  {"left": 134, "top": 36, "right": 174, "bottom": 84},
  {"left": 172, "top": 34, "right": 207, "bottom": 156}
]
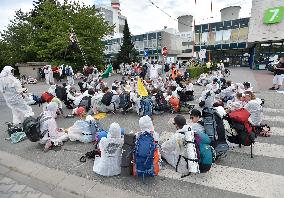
[{"left": 162, "top": 47, "right": 168, "bottom": 57}]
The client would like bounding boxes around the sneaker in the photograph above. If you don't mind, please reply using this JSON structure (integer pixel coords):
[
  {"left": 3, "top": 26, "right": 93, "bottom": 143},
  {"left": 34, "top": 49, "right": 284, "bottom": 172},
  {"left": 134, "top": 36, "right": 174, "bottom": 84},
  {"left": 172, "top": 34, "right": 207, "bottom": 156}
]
[
  {"left": 269, "top": 87, "right": 275, "bottom": 90},
  {"left": 44, "top": 140, "right": 53, "bottom": 152}
]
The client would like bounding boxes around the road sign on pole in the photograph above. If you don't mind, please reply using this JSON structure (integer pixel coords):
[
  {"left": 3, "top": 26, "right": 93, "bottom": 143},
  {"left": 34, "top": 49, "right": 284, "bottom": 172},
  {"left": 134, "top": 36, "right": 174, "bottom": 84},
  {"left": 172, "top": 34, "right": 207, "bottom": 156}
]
[{"left": 162, "top": 47, "right": 168, "bottom": 58}]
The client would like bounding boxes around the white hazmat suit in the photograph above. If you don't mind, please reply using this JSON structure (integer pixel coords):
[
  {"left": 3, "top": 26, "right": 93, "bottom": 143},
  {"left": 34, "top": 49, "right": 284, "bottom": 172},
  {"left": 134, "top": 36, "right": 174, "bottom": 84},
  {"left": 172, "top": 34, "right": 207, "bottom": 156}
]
[
  {"left": 0, "top": 66, "right": 34, "bottom": 125},
  {"left": 93, "top": 123, "right": 123, "bottom": 176},
  {"left": 161, "top": 125, "right": 199, "bottom": 174},
  {"left": 39, "top": 102, "right": 68, "bottom": 147}
]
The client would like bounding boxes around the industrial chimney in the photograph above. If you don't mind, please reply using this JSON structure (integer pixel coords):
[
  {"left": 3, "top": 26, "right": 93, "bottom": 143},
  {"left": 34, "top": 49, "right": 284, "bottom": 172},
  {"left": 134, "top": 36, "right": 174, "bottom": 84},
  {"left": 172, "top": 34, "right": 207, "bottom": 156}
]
[{"left": 220, "top": 6, "right": 241, "bottom": 21}]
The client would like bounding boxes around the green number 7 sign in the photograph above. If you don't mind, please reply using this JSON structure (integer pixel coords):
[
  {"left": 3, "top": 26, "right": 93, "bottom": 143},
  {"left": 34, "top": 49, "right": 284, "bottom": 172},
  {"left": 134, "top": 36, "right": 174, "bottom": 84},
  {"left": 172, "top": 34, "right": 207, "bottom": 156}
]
[{"left": 264, "top": 7, "right": 284, "bottom": 24}]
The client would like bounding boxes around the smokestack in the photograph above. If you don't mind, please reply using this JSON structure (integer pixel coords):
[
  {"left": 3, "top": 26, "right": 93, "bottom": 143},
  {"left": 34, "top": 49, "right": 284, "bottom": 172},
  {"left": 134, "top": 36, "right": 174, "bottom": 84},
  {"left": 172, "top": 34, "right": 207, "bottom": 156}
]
[{"left": 111, "top": 0, "right": 120, "bottom": 10}]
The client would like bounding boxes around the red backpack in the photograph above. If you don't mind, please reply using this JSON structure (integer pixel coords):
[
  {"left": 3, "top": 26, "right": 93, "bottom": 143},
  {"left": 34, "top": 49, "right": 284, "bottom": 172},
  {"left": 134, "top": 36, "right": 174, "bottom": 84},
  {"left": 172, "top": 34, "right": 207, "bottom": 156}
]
[
  {"left": 41, "top": 92, "right": 54, "bottom": 103},
  {"left": 228, "top": 108, "right": 256, "bottom": 158}
]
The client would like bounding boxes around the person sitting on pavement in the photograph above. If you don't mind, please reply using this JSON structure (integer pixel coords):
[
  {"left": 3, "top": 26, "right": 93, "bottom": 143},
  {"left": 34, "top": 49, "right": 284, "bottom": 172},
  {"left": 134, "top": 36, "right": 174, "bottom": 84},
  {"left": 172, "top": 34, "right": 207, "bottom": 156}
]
[
  {"left": 189, "top": 109, "right": 205, "bottom": 133},
  {"left": 243, "top": 91, "right": 263, "bottom": 126},
  {"left": 199, "top": 84, "right": 216, "bottom": 108},
  {"left": 93, "top": 122, "right": 123, "bottom": 177},
  {"left": 161, "top": 115, "right": 199, "bottom": 175},
  {"left": 269, "top": 57, "right": 284, "bottom": 90},
  {"left": 39, "top": 102, "right": 69, "bottom": 152},
  {"left": 137, "top": 115, "right": 160, "bottom": 142}
]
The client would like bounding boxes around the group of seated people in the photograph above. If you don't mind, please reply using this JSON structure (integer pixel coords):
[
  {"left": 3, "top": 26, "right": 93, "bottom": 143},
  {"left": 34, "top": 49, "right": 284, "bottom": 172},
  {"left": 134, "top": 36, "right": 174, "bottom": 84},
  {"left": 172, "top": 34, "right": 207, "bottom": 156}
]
[{"left": 18, "top": 66, "right": 272, "bottom": 178}]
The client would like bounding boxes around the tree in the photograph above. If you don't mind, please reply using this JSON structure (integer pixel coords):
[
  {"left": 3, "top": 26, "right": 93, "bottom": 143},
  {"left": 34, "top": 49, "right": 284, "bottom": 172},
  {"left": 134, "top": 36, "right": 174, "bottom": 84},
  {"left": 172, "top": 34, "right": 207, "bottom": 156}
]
[
  {"left": 0, "top": 0, "right": 112, "bottom": 69},
  {"left": 116, "top": 20, "right": 139, "bottom": 65}
]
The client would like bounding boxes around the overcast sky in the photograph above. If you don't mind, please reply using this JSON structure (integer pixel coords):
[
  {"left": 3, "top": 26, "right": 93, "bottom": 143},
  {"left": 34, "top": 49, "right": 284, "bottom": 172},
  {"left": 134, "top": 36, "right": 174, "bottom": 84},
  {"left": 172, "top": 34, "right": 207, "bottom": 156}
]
[{"left": 0, "top": 0, "right": 252, "bottom": 35}]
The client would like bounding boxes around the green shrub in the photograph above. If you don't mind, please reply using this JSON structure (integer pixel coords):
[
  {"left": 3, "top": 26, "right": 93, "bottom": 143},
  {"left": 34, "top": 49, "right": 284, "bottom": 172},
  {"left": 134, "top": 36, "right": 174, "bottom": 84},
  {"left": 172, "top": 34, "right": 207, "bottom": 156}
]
[{"left": 188, "top": 66, "right": 209, "bottom": 79}]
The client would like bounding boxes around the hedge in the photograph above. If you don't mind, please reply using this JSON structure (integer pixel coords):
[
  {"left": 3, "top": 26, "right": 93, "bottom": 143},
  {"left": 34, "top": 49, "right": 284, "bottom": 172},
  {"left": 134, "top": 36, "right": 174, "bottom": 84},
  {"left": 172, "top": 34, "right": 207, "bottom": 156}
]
[{"left": 188, "top": 66, "right": 209, "bottom": 79}]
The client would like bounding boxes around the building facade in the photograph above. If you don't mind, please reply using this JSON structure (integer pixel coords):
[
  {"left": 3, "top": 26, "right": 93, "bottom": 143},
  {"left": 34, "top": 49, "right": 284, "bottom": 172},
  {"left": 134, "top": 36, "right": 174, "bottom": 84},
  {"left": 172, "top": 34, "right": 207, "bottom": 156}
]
[
  {"left": 104, "top": 30, "right": 182, "bottom": 63},
  {"left": 96, "top": 0, "right": 126, "bottom": 37},
  {"left": 248, "top": 0, "right": 284, "bottom": 69},
  {"left": 194, "top": 17, "right": 250, "bottom": 67}
]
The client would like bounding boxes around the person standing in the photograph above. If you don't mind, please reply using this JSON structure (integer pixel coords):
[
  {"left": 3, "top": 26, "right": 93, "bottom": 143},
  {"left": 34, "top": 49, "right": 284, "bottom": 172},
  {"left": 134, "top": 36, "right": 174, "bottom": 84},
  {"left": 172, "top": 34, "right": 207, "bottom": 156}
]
[
  {"left": 65, "top": 65, "right": 75, "bottom": 85},
  {"left": 48, "top": 65, "right": 55, "bottom": 85},
  {"left": 44, "top": 66, "right": 50, "bottom": 84},
  {"left": 269, "top": 57, "right": 284, "bottom": 90},
  {"left": 0, "top": 66, "right": 34, "bottom": 125}
]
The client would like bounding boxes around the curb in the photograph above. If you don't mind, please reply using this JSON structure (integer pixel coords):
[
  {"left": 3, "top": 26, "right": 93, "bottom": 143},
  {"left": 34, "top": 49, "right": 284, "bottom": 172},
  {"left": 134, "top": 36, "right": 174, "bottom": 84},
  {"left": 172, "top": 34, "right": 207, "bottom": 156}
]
[{"left": 0, "top": 150, "right": 146, "bottom": 198}]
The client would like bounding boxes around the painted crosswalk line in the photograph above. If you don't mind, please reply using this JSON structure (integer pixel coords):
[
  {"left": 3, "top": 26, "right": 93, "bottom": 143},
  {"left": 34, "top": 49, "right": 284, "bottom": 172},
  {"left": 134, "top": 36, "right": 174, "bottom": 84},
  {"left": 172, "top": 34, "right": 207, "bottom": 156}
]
[
  {"left": 159, "top": 165, "right": 284, "bottom": 198},
  {"left": 263, "top": 107, "right": 284, "bottom": 114},
  {"left": 270, "top": 127, "right": 284, "bottom": 137},
  {"left": 229, "top": 142, "right": 284, "bottom": 159},
  {"left": 263, "top": 115, "right": 284, "bottom": 123}
]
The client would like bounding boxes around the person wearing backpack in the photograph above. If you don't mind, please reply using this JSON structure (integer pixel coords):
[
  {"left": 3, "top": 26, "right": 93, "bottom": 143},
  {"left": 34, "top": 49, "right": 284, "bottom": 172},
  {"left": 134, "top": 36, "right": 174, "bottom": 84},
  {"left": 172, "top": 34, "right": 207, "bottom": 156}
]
[
  {"left": 133, "top": 116, "right": 160, "bottom": 178},
  {"left": 65, "top": 65, "right": 75, "bottom": 85},
  {"left": 161, "top": 115, "right": 199, "bottom": 175},
  {"left": 93, "top": 123, "right": 123, "bottom": 176},
  {"left": 39, "top": 102, "right": 68, "bottom": 152},
  {"left": 98, "top": 87, "right": 116, "bottom": 113},
  {"left": 189, "top": 109, "right": 205, "bottom": 133},
  {"left": 199, "top": 84, "right": 216, "bottom": 108}
]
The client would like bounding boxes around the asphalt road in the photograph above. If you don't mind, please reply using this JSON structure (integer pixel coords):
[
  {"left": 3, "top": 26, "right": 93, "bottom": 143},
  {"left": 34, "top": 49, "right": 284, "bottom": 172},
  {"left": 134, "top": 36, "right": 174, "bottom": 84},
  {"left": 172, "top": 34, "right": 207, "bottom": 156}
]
[{"left": 0, "top": 68, "right": 283, "bottom": 198}]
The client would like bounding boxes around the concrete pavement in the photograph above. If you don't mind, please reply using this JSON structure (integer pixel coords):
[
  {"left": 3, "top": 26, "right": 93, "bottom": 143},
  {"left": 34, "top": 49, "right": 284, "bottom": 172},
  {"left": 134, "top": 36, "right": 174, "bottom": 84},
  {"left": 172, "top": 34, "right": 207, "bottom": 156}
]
[
  {"left": 0, "top": 67, "right": 283, "bottom": 197},
  {"left": 0, "top": 150, "right": 147, "bottom": 198}
]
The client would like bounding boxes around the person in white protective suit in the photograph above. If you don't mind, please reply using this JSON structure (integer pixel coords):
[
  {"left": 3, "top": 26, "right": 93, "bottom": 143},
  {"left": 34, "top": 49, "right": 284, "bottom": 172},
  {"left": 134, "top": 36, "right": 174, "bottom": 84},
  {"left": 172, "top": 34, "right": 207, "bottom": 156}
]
[
  {"left": 199, "top": 84, "right": 216, "bottom": 108},
  {"left": 48, "top": 84, "right": 57, "bottom": 96},
  {"left": 68, "top": 115, "right": 97, "bottom": 143},
  {"left": 161, "top": 115, "right": 199, "bottom": 175},
  {"left": 47, "top": 65, "right": 54, "bottom": 85},
  {"left": 243, "top": 91, "right": 263, "bottom": 126},
  {"left": 93, "top": 122, "right": 123, "bottom": 176},
  {"left": 39, "top": 102, "right": 69, "bottom": 151},
  {"left": 0, "top": 66, "right": 34, "bottom": 125},
  {"left": 43, "top": 66, "right": 50, "bottom": 84},
  {"left": 150, "top": 64, "right": 159, "bottom": 84},
  {"left": 137, "top": 115, "right": 160, "bottom": 142}
]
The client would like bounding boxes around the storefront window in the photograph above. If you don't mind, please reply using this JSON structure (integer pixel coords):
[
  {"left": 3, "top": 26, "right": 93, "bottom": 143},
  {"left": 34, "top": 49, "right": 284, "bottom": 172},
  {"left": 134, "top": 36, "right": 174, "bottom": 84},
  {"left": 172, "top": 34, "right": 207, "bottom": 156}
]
[
  {"left": 201, "top": 32, "right": 208, "bottom": 44},
  {"left": 215, "top": 31, "right": 223, "bottom": 44},
  {"left": 222, "top": 30, "right": 231, "bottom": 43},
  {"left": 239, "top": 27, "right": 248, "bottom": 42}
]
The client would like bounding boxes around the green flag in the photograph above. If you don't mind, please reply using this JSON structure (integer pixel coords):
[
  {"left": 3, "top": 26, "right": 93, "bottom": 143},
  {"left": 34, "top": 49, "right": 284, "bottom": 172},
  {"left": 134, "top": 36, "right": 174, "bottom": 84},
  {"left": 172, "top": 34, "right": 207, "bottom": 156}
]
[{"left": 102, "top": 64, "right": 113, "bottom": 79}]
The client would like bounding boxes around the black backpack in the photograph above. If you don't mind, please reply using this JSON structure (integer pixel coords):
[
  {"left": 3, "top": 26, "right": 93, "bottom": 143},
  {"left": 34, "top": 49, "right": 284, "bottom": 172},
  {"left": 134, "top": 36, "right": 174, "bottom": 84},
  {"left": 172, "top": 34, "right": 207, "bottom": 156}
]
[
  {"left": 79, "top": 96, "right": 92, "bottom": 111},
  {"left": 202, "top": 107, "right": 228, "bottom": 159},
  {"left": 55, "top": 86, "right": 67, "bottom": 102},
  {"left": 119, "top": 92, "right": 130, "bottom": 110},
  {"left": 121, "top": 133, "right": 136, "bottom": 176},
  {"left": 101, "top": 92, "right": 113, "bottom": 106},
  {"left": 155, "top": 91, "right": 168, "bottom": 111},
  {"left": 23, "top": 114, "right": 52, "bottom": 142}
]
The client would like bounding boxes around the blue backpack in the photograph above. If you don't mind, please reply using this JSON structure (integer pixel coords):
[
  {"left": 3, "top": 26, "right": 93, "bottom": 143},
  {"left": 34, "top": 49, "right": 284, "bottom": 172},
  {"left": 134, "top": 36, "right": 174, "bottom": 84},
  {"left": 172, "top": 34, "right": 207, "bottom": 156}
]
[
  {"left": 134, "top": 132, "right": 158, "bottom": 179},
  {"left": 195, "top": 132, "right": 215, "bottom": 166},
  {"left": 65, "top": 67, "right": 72, "bottom": 76},
  {"left": 140, "top": 97, "right": 153, "bottom": 116}
]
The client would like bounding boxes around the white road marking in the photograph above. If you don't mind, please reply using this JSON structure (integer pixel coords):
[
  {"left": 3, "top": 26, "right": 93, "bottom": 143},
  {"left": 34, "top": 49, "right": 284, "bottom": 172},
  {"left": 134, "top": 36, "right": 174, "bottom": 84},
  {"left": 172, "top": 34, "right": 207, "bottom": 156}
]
[
  {"left": 159, "top": 165, "right": 284, "bottom": 198},
  {"left": 229, "top": 142, "right": 284, "bottom": 159}
]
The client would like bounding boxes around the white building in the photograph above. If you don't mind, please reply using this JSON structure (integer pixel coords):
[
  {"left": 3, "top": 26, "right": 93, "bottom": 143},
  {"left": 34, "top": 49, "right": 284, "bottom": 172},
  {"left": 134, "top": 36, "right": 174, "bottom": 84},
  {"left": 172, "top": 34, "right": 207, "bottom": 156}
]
[{"left": 96, "top": 0, "right": 126, "bottom": 37}]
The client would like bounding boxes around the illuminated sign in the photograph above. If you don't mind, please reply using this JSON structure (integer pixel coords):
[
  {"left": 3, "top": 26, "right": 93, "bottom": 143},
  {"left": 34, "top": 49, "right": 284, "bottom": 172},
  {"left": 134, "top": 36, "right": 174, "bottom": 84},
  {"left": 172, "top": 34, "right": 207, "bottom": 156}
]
[{"left": 264, "top": 7, "right": 284, "bottom": 24}]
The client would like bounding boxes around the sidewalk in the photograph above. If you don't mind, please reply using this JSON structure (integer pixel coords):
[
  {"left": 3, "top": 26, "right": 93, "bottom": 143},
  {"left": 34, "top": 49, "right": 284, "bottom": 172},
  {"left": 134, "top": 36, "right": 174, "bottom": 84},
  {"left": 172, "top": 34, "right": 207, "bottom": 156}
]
[
  {"left": 0, "top": 175, "right": 54, "bottom": 198},
  {"left": 0, "top": 150, "right": 147, "bottom": 198}
]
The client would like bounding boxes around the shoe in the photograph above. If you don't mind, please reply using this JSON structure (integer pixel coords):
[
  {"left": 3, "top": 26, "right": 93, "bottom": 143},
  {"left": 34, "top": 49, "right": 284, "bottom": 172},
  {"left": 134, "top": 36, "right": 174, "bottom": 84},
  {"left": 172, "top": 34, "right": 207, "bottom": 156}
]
[
  {"left": 269, "top": 87, "right": 275, "bottom": 90},
  {"left": 275, "top": 88, "right": 280, "bottom": 90}
]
